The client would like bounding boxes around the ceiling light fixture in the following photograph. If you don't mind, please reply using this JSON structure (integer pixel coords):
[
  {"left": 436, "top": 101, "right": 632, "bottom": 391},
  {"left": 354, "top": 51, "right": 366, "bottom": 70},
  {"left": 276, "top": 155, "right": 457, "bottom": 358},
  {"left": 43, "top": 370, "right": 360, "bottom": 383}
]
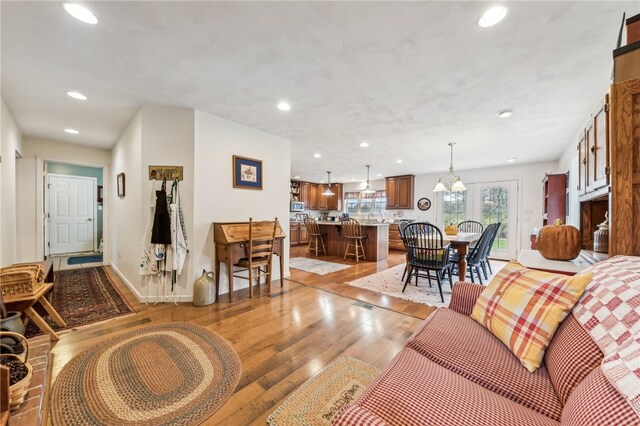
[
  {"left": 507, "top": 157, "right": 517, "bottom": 162},
  {"left": 478, "top": 6, "right": 507, "bottom": 28},
  {"left": 322, "top": 171, "right": 335, "bottom": 196},
  {"left": 362, "top": 165, "right": 375, "bottom": 195},
  {"left": 277, "top": 101, "right": 291, "bottom": 111},
  {"left": 294, "top": 175, "right": 300, "bottom": 179},
  {"left": 63, "top": 3, "right": 98, "bottom": 25},
  {"left": 66, "top": 91, "right": 87, "bottom": 100},
  {"left": 396, "top": 159, "right": 403, "bottom": 164},
  {"left": 359, "top": 142, "right": 369, "bottom": 148},
  {"left": 497, "top": 108, "right": 513, "bottom": 118},
  {"left": 376, "top": 174, "right": 382, "bottom": 177},
  {"left": 64, "top": 128, "right": 79, "bottom": 134},
  {"left": 313, "top": 153, "right": 321, "bottom": 158},
  {"left": 434, "top": 142, "right": 466, "bottom": 192}
]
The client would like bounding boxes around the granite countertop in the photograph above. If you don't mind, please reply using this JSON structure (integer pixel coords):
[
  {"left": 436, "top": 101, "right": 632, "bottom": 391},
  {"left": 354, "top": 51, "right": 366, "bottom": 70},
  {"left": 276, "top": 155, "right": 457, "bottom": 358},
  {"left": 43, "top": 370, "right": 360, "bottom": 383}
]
[{"left": 316, "top": 221, "right": 390, "bottom": 227}]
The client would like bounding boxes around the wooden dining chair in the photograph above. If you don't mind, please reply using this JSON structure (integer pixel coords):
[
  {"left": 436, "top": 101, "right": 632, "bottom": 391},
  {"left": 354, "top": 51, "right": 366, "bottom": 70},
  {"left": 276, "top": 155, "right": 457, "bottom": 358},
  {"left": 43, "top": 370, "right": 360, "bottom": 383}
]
[
  {"left": 403, "top": 222, "right": 452, "bottom": 302},
  {"left": 458, "top": 220, "right": 483, "bottom": 234},
  {"left": 341, "top": 218, "right": 366, "bottom": 262},
  {"left": 303, "top": 217, "right": 327, "bottom": 256},
  {"left": 232, "top": 217, "right": 279, "bottom": 298}
]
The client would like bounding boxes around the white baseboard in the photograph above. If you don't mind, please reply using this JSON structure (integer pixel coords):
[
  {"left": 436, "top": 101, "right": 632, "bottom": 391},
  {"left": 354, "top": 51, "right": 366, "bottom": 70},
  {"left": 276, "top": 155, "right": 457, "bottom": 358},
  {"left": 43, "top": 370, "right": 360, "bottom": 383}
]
[{"left": 110, "top": 263, "right": 193, "bottom": 303}]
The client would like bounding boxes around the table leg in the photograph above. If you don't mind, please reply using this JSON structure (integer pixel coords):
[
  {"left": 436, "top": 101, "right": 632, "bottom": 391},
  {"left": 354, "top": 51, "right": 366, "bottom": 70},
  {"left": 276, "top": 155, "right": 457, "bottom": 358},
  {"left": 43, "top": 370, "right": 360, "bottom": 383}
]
[
  {"left": 279, "top": 252, "right": 284, "bottom": 288},
  {"left": 457, "top": 244, "right": 469, "bottom": 282},
  {"left": 214, "top": 259, "right": 221, "bottom": 302},
  {"left": 226, "top": 257, "right": 233, "bottom": 302},
  {"left": 37, "top": 296, "right": 66, "bottom": 327},
  {"left": 25, "top": 307, "right": 59, "bottom": 341}
]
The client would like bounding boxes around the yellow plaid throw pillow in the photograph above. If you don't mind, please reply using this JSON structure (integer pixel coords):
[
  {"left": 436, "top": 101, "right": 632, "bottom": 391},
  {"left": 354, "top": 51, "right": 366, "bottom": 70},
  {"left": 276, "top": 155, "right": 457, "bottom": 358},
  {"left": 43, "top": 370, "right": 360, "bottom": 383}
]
[{"left": 471, "top": 261, "right": 592, "bottom": 372}]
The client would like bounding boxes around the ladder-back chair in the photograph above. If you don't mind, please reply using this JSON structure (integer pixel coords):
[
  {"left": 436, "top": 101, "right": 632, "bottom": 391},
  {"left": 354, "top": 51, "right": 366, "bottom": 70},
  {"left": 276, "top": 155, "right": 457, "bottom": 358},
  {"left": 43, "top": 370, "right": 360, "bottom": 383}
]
[
  {"left": 341, "top": 218, "right": 366, "bottom": 262},
  {"left": 303, "top": 217, "right": 327, "bottom": 256}
]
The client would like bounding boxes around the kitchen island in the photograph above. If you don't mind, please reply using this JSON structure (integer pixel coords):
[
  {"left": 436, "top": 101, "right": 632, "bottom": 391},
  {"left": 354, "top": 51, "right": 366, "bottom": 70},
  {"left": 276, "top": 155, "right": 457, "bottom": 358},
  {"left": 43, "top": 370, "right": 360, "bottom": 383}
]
[{"left": 315, "top": 221, "right": 389, "bottom": 261}]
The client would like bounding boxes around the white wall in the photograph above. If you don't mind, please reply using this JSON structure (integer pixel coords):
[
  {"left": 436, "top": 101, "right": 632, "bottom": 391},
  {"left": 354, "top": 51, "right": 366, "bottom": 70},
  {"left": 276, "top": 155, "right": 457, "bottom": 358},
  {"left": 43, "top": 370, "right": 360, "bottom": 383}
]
[
  {"left": 344, "top": 160, "right": 560, "bottom": 253},
  {"left": 16, "top": 137, "right": 111, "bottom": 262},
  {"left": 558, "top": 141, "right": 580, "bottom": 227},
  {"left": 1, "top": 100, "right": 23, "bottom": 266},
  {"left": 193, "top": 110, "right": 291, "bottom": 296},
  {"left": 110, "top": 111, "right": 143, "bottom": 297}
]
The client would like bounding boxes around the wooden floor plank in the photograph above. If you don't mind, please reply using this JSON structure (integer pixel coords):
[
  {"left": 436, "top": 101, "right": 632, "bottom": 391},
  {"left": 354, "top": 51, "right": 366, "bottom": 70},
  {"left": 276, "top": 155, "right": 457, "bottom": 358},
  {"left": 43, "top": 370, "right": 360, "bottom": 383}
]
[{"left": 49, "top": 252, "right": 430, "bottom": 425}]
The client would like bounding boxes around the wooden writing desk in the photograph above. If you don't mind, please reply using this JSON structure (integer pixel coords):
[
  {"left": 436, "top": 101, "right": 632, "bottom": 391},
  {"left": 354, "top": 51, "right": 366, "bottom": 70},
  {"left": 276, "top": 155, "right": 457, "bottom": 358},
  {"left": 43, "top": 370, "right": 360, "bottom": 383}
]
[{"left": 213, "top": 221, "right": 286, "bottom": 302}]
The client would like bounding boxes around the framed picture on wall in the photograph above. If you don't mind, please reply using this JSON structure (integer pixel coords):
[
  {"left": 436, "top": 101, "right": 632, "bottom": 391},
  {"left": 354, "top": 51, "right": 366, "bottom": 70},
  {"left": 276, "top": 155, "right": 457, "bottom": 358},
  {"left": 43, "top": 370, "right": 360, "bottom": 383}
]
[
  {"left": 233, "top": 155, "right": 263, "bottom": 190},
  {"left": 117, "top": 173, "right": 125, "bottom": 197}
]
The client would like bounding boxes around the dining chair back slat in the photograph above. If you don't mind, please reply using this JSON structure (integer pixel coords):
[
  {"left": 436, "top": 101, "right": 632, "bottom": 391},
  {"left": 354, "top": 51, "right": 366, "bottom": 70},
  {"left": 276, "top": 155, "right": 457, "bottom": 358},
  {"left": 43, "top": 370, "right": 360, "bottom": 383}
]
[{"left": 458, "top": 220, "right": 483, "bottom": 234}]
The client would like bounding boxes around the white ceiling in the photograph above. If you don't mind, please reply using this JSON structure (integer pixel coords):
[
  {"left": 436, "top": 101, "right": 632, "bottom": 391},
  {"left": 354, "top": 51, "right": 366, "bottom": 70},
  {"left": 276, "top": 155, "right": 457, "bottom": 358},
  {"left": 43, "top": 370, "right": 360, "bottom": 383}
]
[{"left": 2, "top": 1, "right": 636, "bottom": 182}]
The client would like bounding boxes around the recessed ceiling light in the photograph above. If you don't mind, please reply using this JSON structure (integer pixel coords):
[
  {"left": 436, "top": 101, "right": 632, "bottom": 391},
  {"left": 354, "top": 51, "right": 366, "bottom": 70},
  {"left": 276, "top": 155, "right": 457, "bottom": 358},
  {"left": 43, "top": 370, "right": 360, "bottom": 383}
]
[
  {"left": 313, "top": 153, "right": 321, "bottom": 158},
  {"left": 507, "top": 157, "right": 517, "bottom": 162},
  {"left": 376, "top": 174, "right": 382, "bottom": 177},
  {"left": 396, "top": 159, "right": 403, "bottom": 164},
  {"left": 497, "top": 108, "right": 513, "bottom": 118},
  {"left": 63, "top": 3, "right": 98, "bottom": 25},
  {"left": 359, "top": 142, "right": 369, "bottom": 148},
  {"left": 294, "top": 175, "right": 300, "bottom": 179},
  {"left": 66, "top": 91, "right": 87, "bottom": 101},
  {"left": 478, "top": 6, "right": 507, "bottom": 28},
  {"left": 277, "top": 101, "right": 291, "bottom": 111},
  {"left": 320, "top": 180, "right": 325, "bottom": 183},
  {"left": 64, "top": 128, "right": 79, "bottom": 134}
]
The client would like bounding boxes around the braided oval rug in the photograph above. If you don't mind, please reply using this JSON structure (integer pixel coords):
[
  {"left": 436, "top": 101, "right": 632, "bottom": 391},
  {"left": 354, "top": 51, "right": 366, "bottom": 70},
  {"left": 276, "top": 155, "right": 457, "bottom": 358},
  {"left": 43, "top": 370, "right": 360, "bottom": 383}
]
[{"left": 51, "top": 322, "right": 241, "bottom": 425}]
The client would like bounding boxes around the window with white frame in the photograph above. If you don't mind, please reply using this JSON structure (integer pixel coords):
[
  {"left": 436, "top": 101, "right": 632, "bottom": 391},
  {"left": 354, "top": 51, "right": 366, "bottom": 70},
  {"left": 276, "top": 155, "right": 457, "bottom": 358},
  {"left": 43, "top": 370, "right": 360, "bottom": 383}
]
[
  {"left": 442, "top": 191, "right": 466, "bottom": 226},
  {"left": 344, "top": 191, "right": 386, "bottom": 215}
]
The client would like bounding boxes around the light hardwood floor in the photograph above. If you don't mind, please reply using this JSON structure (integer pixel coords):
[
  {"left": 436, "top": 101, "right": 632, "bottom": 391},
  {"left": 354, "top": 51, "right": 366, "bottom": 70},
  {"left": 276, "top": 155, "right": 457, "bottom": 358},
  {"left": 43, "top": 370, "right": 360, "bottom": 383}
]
[{"left": 49, "top": 251, "right": 429, "bottom": 425}]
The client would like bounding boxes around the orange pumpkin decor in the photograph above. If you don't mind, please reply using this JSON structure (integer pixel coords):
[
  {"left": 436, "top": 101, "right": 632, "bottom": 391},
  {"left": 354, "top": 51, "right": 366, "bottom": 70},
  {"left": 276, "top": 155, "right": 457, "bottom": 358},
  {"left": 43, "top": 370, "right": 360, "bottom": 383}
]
[{"left": 536, "top": 219, "right": 582, "bottom": 260}]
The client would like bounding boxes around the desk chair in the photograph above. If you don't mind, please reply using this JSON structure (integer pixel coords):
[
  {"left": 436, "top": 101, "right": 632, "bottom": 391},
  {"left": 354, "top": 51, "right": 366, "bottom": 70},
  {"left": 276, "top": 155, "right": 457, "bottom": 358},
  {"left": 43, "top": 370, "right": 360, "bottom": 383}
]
[
  {"left": 304, "top": 218, "right": 326, "bottom": 256},
  {"left": 341, "top": 218, "right": 366, "bottom": 262},
  {"left": 232, "top": 217, "right": 279, "bottom": 298}
]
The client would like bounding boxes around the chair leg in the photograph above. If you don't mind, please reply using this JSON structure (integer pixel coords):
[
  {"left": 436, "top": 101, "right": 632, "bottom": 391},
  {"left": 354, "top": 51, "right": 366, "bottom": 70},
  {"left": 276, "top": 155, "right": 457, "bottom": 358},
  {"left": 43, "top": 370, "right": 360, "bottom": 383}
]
[
  {"left": 248, "top": 267, "right": 253, "bottom": 298},
  {"left": 402, "top": 266, "right": 413, "bottom": 292},
  {"left": 344, "top": 240, "right": 350, "bottom": 260},
  {"left": 360, "top": 240, "right": 366, "bottom": 261},
  {"left": 487, "top": 259, "right": 493, "bottom": 274},
  {"left": 426, "top": 270, "right": 432, "bottom": 287},
  {"left": 415, "top": 267, "right": 419, "bottom": 286},
  {"left": 476, "top": 266, "right": 483, "bottom": 285},
  {"left": 320, "top": 237, "right": 326, "bottom": 255},
  {"left": 480, "top": 261, "right": 488, "bottom": 280},
  {"left": 401, "top": 264, "right": 407, "bottom": 282},
  {"left": 436, "top": 272, "right": 444, "bottom": 303},
  {"left": 469, "top": 266, "right": 475, "bottom": 283}
]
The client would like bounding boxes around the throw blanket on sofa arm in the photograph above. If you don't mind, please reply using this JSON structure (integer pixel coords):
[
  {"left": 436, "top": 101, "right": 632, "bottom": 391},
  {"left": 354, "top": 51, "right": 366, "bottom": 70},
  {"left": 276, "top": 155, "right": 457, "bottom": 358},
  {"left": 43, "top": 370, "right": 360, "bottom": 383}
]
[{"left": 572, "top": 255, "right": 640, "bottom": 418}]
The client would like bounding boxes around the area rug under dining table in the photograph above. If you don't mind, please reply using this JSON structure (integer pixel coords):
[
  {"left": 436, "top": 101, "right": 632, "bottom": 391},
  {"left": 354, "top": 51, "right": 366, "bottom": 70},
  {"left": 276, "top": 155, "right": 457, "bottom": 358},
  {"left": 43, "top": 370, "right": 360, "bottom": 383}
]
[{"left": 51, "top": 322, "right": 242, "bottom": 425}]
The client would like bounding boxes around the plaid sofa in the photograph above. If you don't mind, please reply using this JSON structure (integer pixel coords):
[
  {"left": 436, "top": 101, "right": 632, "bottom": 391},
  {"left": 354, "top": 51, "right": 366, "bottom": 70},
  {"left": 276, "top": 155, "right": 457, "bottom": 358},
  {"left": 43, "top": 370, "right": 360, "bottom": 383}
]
[{"left": 333, "top": 281, "right": 639, "bottom": 426}]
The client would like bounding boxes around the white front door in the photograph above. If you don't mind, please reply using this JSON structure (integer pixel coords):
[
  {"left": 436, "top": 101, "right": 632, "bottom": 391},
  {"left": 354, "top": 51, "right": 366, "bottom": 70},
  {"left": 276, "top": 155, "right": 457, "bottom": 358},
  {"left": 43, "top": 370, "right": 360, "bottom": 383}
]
[
  {"left": 48, "top": 174, "right": 96, "bottom": 254},
  {"left": 471, "top": 180, "right": 519, "bottom": 260}
]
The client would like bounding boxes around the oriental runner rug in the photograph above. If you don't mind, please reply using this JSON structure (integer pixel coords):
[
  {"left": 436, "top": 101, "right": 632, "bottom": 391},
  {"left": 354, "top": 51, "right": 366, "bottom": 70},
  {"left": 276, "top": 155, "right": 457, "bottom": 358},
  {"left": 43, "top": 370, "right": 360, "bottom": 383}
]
[
  {"left": 267, "top": 355, "right": 379, "bottom": 426},
  {"left": 290, "top": 258, "right": 352, "bottom": 275},
  {"left": 51, "top": 322, "right": 241, "bottom": 426},
  {"left": 25, "top": 266, "right": 135, "bottom": 337}
]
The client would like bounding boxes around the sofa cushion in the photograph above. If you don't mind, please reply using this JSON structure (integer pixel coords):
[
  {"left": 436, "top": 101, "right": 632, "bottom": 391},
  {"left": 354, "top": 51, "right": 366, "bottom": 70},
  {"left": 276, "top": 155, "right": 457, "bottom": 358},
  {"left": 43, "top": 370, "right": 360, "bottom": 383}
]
[
  {"left": 471, "top": 260, "right": 592, "bottom": 372},
  {"left": 334, "top": 347, "right": 559, "bottom": 426},
  {"left": 407, "top": 308, "right": 563, "bottom": 421},
  {"left": 544, "top": 313, "right": 603, "bottom": 405},
  {"left": 447, "top": 281, "right": 484, "bottom": 316},
  {"left": 561, "top": 366, "right": 639, "bottom": 426}
]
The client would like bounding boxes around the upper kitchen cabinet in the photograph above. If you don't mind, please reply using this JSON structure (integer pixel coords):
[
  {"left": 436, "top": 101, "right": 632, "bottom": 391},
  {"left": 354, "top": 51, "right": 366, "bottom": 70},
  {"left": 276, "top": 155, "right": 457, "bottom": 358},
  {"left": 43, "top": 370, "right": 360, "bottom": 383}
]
[
  {"left": 578, "top": 93, "right": 610, "bottom": 201},
  {"left": 317, "top": 183, "right": 342, "bottom": 211},
  {"left": 385, "top": 175, "right": 415, "bottom": 209}
]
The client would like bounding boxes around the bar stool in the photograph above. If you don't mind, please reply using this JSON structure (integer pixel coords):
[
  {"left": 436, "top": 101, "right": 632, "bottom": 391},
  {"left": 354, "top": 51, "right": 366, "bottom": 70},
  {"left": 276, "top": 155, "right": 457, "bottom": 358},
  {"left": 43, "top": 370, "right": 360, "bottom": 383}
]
[
  {"left": 303, "top": 217, "right": 326, "bottom": 256},
  {"left": 341, "top": 218, "right": 366, "bottom": 262}
]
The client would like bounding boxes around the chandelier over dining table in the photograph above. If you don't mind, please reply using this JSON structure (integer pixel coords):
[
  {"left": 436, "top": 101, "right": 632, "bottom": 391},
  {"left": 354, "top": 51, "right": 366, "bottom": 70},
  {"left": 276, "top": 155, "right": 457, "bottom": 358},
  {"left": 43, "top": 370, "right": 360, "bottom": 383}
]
[{"left": 433, "top": 142, "right": 466, "bottom": 192}]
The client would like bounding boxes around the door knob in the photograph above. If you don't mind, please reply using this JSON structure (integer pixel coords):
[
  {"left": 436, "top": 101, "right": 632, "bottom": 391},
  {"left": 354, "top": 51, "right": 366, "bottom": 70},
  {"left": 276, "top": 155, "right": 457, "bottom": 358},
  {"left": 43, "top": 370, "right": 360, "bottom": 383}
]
[{"left": 87, "top": 218, "right": 93, "bottom": 221}]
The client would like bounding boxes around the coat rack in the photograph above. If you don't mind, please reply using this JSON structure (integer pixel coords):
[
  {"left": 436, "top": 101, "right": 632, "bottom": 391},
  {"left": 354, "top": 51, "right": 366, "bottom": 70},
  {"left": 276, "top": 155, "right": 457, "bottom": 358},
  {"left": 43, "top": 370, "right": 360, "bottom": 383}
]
[{"left": 148, "top": 165, "right": 183, "bottom": 181}]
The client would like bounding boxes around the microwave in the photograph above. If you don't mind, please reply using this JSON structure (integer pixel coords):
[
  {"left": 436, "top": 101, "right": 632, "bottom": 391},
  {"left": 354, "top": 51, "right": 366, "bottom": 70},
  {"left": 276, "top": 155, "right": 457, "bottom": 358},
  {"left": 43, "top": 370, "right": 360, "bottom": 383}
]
[{"left": 290, "top": 201, "right": 305, "bottom": 212}]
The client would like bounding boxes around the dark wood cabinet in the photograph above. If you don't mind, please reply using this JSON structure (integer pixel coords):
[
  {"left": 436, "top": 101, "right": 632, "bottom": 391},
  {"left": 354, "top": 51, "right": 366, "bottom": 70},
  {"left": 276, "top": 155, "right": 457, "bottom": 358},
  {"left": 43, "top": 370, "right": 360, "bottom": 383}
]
[
  {"left": 388, "top": 224, "right": 405, "bottom": 251},
  {"left": 385, "top": 175, "right": 414, "bottom": 209},
  {"left": 542, "top": 173, "right": 566, "bottom": 226},
  {"left": 291, "top": 180, "right": 341, "bottom": 211},
  {"left": 309, "top": 184, "right": 318, "bottom": 210},
  {"left": 289, "top": 222, "right": 300, "bottom": 246},
  {"left": 577, "top": 132, "right": 587, "bottom": 196},
  {"left": 299, "top": 226, "right": 308, "bottom": 244}
]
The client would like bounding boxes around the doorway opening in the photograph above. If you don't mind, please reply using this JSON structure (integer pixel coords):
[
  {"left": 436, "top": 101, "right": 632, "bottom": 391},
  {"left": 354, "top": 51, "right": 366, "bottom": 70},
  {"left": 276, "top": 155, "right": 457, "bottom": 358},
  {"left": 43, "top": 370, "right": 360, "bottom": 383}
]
[{"left": 44, "top": 161, "right": 104, "bottom": 268}]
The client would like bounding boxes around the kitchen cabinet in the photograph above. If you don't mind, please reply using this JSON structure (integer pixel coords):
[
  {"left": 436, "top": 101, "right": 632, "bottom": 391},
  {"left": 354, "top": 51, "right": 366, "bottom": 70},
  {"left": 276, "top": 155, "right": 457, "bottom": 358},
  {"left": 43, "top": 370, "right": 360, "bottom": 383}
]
[
  {"left": 385, "top": 175, "right": 415, "bottom": 209},
  {"left": 577, "top": 93, "right": 610, "bottom": 200},
  {"left": 299, "top": 225, "right": 308, "bottom": 244},
  {"left": 317, "top": 183, "right": 342, "bottom": 211},
  {"left": 309, "top": 184, "right": 319, "bottom": 210},
  {"left": 388, "top": 224, "right": 405, "bottom": 251},
  {"left": 289, "top": 222, "right": 300, "bottom": 246},
  {"left": 542, "top": 173, "right": 566, "bottom": 226}
]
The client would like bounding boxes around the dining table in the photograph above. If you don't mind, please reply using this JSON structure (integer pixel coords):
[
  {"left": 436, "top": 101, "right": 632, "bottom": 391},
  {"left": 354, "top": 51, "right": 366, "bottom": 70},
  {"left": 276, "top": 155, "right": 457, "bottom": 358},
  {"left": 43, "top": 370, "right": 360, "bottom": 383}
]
[{"left": 443, "top": 231, "right": 482, "bottom": 281}]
